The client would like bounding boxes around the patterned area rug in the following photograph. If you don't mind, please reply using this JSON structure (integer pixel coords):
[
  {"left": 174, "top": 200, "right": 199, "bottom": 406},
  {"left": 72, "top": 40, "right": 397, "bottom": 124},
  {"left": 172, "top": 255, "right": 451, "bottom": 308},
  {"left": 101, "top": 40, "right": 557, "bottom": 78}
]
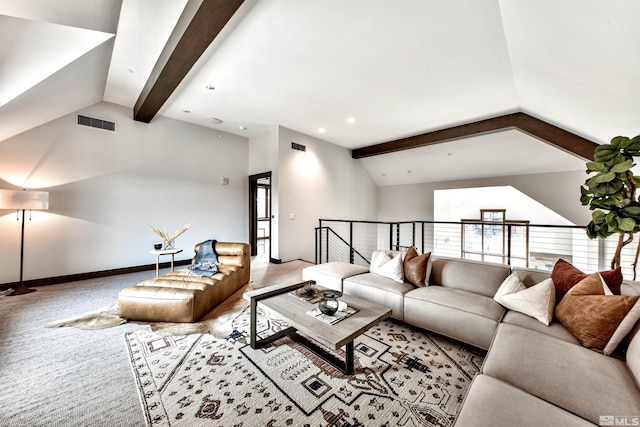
[{"left": 125, "top": 308, "right": 484, "bottom": 427}]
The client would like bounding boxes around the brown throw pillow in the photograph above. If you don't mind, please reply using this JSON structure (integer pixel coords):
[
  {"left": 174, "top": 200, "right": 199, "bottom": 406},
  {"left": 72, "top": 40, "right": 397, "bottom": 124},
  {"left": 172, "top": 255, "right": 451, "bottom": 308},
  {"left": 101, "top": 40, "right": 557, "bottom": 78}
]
[
  {"left": 403, "top": 246, "right": 431, "bottom": 287},
  {"left": 555, "top": 273, "right": 640, "bottom": 355},
  {"left": 551, "top": 258, "right": 622, "bottom": 301}
]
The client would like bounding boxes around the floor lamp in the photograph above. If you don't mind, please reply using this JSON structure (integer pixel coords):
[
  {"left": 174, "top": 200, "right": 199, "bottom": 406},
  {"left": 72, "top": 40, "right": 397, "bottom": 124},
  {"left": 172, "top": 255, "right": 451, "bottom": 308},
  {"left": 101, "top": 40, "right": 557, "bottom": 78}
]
[{"left": 0, "top": 189, "right": 49, "bottom": 296}]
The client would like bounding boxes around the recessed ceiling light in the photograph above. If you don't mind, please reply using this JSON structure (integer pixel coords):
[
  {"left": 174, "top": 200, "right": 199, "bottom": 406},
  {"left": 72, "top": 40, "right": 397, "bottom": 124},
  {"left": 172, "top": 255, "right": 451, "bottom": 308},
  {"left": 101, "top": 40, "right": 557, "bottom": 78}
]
[
  {"left": 208, "top": 117, "right": 223, "bottom": 124},
  {"left": 347, "top": 117, "right": 355, "bottom": 124},
  {"left": 381, "top": 173, "right": 387, "bottom": 177},
  {"left": 448, "top": 153, "right": 453, "bottom": 156},
  {"left": 239, "top": 125, "right": 247, "bottom": 130},
  {"left": 318, "top": 127, "right": 326, "bottom": 134},
  {"left": 205, "top": 85, "right": 215, "bottom": 90},
  {"left": 407, "top": 170, "right": 412, "bottom": 174},
  {"left": 182, "top": 109, "right": 190, "bottom": 113}
]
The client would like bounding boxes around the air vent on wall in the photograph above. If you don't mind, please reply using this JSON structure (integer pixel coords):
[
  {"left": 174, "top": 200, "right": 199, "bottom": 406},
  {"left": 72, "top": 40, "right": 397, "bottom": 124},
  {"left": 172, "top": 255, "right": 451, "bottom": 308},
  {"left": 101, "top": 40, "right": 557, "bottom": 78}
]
[
  {"left": 77, "top": 114, "right": 116, "bottom": 132},
  {"left": 291, "top": 142, "right": 306, "bottom": 152}
]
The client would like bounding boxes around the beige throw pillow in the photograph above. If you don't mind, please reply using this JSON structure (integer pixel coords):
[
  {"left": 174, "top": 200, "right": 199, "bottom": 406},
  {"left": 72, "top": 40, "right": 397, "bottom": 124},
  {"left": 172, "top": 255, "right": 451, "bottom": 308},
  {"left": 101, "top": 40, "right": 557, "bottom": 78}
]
[
  {"left": 371, "top": 252, "right": 404, "bottom": 283},
  {"left": 494, "top": 273, "right": 556, "bottom": 325},
  {"left": 370, "top": 250, "right": 391, "bottom": 273}
]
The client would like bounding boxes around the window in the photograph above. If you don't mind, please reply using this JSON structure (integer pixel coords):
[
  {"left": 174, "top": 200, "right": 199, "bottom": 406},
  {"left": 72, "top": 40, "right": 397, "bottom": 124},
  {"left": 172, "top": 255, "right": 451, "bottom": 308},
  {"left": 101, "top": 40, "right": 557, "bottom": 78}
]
[
  {"left": 257, "top": 185, "right": 269, "bottom": 219},
  {"left": 462, "top": 209, "right": 529, "bottom": 266}
]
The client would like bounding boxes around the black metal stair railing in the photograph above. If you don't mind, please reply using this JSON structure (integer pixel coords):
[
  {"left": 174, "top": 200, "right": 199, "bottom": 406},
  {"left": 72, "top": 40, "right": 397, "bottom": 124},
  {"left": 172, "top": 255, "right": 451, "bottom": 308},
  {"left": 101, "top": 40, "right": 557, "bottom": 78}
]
[
  {"left": 315, "top": 218, "right": 629, "bottom": 278},
  {"left": 314, "top": 226, "right": 369, "bottom": 265}
]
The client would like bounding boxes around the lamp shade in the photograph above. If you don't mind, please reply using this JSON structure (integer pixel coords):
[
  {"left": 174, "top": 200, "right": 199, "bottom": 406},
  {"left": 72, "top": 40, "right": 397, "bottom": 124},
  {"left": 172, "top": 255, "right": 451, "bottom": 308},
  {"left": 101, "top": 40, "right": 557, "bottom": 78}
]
[{"left": 0, "top": 189, "right": 49, "bottom": 210}]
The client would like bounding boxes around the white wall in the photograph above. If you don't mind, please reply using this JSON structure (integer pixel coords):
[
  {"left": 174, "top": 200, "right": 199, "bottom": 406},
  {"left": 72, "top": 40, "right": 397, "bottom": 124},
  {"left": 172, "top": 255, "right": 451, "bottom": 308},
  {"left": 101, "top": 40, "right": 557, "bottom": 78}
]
[
  {"left": 377, "top": 170, "right": 591, "bottom": 225},
  {"left": 0, "top": 102, "right": 249, "bottom": 283},
  {"left": 276, "top": 127, "right": 377, "bottom": 263},
  {"left": 248, "top": 126, "right": 279, "bottom": 176},
  {"left": 434, "top": 186, "right": 573, "bottom": 225},
  {"left": 249, "top": 126, "right": 280, "bottom": 259}
]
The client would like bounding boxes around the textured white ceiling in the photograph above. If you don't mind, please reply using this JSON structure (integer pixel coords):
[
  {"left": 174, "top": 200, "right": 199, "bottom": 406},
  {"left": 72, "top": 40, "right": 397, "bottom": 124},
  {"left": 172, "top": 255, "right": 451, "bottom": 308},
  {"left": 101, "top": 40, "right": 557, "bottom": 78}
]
[{"left": 1, "top": 0, "right": 639, "bottom": 185}]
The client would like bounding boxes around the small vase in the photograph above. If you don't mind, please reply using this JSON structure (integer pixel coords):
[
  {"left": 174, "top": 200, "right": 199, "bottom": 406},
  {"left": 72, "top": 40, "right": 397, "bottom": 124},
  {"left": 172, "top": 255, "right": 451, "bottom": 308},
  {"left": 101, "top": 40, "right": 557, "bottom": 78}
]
[{"left": 318, "top": 290, "right": 342, "bottom": 315}]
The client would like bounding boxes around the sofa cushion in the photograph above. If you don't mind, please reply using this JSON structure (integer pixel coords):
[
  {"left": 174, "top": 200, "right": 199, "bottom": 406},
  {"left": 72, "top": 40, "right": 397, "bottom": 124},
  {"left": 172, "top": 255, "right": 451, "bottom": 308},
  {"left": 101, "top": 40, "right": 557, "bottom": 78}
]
[
  {"left": 555, "top": 273, "right": 640, "bottom": 355},
  {"left": 403, "top": 246, "right": 431, "bottom": 287},
  {"left": 301, "top": 262, "right": 369, "bottom": 292},
  {"left": 628, "top": 327, "right": 640, "bottom": 389},
  {"left": 404, "top": 286, "right": 505, "bottom": 350},
  {"left": 453, "top": 374, "right": 594, "bottom": 427},
  {"left": 118, "top": 285, "right": 208, "bottom": 323},
  {"left": 501, "top": 311, "right": 579, "bottom": 344},
  {"left": 551, "top": 258, "right": 623, "bottom": 300},
  {"left": 429, "top": 257, "right": 511, "bottom": 297},
  {"left": 343, "top": 272, "right": 414, "bottom": 321},
  {"left": 483, "top": 323, "right": 640, "bottom": 425},
  {"left": 494, "top": 274, "right": 555, "bottom": 325}
]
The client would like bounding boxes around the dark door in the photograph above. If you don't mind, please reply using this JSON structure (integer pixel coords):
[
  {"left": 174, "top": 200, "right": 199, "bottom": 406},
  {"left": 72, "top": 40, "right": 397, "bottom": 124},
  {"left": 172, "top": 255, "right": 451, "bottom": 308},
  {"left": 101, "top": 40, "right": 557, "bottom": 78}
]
[{"left": 248, "top": 172, "right": 271, "bottom": 257}]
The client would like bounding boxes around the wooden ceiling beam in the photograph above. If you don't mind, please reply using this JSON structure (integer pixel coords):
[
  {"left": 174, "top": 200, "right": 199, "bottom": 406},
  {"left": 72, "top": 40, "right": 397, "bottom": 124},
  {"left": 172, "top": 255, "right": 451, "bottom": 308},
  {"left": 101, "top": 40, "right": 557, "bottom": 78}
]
[
  {"left": 351, "top": 112, "right": 599, "bottom": 161},
  {"left": 513, "top": 113, "right": 598, "bottom": 161},
  {"left": 133, "top": 0, "right": 244, "bottom": 123}
]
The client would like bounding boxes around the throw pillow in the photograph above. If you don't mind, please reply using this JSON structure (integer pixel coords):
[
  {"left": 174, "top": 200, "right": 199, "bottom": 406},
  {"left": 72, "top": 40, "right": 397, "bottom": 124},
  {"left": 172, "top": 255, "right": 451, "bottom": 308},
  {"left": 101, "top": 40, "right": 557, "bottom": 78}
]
[
  {"left": 371, "top": 253, "right": 404, "bottom": 283},
  {"left": 493, "top": 273, "right": 556, "bottom": 325},
  {"left": 550, "top": 258, "right": 623, "bottom": 301},
  {"left": 555, "top": 273, "right": 640, "bottom": 355},
  {"left": 370, "top": 250, "right": 398, "bottom": 273},
  {"left": 403, "top": 246, "right": 431, "bottom": 287}
]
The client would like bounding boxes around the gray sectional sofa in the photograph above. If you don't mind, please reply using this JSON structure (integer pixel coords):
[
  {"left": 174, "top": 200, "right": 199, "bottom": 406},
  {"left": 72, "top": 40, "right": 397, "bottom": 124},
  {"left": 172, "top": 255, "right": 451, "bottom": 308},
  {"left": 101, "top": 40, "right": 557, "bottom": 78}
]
[{"left": 302, "top": 254, "right": 640, "bottom": 426}]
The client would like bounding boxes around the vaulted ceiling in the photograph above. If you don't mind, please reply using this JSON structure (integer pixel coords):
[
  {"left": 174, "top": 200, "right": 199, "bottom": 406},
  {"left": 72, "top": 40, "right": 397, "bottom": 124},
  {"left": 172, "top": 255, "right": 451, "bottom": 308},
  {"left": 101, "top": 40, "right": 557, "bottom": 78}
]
[{"left": 1, "top": 0, "right": 639, "bottom": 186}]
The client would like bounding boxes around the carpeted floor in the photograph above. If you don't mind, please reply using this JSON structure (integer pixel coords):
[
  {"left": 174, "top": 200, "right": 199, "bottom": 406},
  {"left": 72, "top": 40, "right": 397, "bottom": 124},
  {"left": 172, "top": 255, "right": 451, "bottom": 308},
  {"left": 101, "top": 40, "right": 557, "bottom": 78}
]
[
  {"left": 126, "top": 307, "right": 484, "bottom": 427},
  {"left": 0, "top": 256, "right": 310, "bottom": 427}
]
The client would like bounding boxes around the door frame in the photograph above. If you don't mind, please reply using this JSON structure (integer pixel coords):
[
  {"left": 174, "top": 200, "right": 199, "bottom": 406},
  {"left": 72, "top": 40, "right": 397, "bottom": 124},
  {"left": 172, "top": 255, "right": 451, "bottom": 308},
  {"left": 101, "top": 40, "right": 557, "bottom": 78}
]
[{"left": 248, "top": 172, "right": 272, "bottom": 257}]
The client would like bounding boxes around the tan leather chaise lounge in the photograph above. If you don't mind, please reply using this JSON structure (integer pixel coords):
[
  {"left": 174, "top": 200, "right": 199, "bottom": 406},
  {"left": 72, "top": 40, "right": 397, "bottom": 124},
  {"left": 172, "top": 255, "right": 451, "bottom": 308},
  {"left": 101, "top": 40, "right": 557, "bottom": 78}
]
[{"left": 118, "top": 241, "right": 250, "bottom": 323}]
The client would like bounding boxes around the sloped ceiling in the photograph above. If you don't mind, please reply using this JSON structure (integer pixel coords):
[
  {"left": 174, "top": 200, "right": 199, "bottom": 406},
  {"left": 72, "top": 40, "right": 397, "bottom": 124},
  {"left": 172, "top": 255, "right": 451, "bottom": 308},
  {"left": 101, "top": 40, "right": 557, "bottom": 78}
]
[{"left": 1, "top": 0, "right": 639, "bottom": 186}]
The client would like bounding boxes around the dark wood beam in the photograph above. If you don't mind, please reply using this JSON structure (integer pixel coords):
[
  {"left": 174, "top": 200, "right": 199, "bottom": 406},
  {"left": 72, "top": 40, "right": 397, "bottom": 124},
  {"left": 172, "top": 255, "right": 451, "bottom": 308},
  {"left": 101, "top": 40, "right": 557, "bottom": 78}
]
[
  {"left": 134, "top": 0, "right": 244, "bottom": 123},
  {"left": 514, "top": 113, "right": 598, "bottom": 161},
  {"left": 351, "top": 112, "right": 599, "bottom": 161}
]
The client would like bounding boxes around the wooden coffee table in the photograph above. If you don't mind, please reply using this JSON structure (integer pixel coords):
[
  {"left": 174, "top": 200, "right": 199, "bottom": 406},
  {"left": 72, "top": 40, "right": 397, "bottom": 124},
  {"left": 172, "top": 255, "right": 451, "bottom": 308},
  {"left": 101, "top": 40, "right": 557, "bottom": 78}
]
[{"left": 244, "top": 281, "right": 392, "bottom": 374}]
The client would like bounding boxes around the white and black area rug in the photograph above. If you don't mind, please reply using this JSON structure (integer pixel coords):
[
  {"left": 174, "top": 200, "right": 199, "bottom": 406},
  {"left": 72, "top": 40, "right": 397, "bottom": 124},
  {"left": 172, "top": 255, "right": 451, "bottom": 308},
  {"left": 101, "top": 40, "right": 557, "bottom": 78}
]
[{"left": 125, "top": 308, "right": 484, "bottom": 427}]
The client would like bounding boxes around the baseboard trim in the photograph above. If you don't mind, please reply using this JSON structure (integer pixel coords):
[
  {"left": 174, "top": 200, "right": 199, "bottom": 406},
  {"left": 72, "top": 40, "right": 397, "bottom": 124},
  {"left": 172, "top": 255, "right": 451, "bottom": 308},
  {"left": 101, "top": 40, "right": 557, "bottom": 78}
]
[
  {"left": 0, "top": 259, "right": 192, "bottom": 290},
  {"left": 269, "top": 257, "right": 282, "bottom": 264}
]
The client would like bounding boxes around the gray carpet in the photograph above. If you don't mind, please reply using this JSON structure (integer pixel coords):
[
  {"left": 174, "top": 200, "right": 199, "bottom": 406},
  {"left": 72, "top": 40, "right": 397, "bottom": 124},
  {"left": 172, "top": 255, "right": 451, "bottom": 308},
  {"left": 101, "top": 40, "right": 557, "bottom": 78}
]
[{"left": 0, "top": 256, "right": 311, "bottom": 427}]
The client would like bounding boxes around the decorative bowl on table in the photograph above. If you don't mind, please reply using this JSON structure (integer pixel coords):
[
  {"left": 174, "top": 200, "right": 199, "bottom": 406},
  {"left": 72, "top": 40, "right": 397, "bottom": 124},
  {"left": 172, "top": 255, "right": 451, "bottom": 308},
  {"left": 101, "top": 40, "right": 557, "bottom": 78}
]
[
  {"left": 318, "top": 290, "right": 343, "bottom": 315},
  {"left": 154, "top": 243, "right": 163, "bottom": 250}
]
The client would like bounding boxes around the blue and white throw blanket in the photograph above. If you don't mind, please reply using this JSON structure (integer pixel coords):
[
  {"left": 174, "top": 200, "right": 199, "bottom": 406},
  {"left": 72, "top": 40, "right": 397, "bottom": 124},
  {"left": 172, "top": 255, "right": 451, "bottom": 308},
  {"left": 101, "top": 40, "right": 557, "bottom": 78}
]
[{"left": 186, "top": 239, "right": 218, "bottom": 277}]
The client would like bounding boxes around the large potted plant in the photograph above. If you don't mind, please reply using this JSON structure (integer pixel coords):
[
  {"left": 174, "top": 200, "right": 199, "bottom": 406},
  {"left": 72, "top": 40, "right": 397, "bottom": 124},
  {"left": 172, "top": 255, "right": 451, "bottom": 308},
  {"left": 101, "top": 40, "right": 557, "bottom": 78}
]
[{"left": 581, "top": 135, "right": 640, "bottom": 278}]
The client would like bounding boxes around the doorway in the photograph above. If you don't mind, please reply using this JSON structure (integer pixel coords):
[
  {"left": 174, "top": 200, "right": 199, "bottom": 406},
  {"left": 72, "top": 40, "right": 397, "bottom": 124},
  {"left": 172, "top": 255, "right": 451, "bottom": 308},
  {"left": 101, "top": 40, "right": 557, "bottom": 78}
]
[{"left": 249, "top": 172, "right": 271, "bottom": 257}]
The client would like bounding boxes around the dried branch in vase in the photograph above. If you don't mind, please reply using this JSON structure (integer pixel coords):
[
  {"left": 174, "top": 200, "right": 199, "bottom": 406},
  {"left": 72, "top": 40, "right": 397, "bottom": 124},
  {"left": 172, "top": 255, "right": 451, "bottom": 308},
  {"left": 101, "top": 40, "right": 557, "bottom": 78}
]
[{"left": 147, "top": 223, "right": 191, "bottom": 249}]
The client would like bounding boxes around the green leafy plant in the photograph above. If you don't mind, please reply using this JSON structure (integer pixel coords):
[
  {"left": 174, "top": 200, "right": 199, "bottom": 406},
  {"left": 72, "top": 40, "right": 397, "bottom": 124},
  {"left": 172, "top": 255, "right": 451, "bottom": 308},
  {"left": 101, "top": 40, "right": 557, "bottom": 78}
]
[{"left": 581, "top": 135, "right": 640, "bottom": 278}]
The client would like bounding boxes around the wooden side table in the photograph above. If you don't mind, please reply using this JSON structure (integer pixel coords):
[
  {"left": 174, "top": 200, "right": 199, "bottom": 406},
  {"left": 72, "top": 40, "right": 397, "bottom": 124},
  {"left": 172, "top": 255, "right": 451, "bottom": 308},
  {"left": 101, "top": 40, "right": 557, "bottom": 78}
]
[{"left": 150, "top": 248, "right": 183, "bottom": 277}]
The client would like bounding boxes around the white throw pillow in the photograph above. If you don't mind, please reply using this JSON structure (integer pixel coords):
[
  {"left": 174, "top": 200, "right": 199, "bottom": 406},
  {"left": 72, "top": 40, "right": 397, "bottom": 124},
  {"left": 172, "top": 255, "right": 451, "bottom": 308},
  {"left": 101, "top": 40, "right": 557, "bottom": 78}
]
[
  {"left": 369, "top": 250, "right": 389, "bottom": 273},
  {"left": 494, "top": 273, "right": 556, "bottom": 325},
  {"left": 371, "top": 253, "right": 404, "bottom": 283}
]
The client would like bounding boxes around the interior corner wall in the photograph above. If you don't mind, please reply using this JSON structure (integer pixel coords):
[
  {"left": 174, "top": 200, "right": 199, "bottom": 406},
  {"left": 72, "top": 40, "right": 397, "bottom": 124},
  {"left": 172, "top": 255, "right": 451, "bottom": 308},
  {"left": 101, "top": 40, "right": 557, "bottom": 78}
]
[
  {"left": 276, "top": 127, "right": 377, "bottom": 263},
  {"left": 376, "top": 170, "right": 591, "bottom": 225},
  {"left": 0, "top": 102, "right": 249, "bottom": 284}
]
